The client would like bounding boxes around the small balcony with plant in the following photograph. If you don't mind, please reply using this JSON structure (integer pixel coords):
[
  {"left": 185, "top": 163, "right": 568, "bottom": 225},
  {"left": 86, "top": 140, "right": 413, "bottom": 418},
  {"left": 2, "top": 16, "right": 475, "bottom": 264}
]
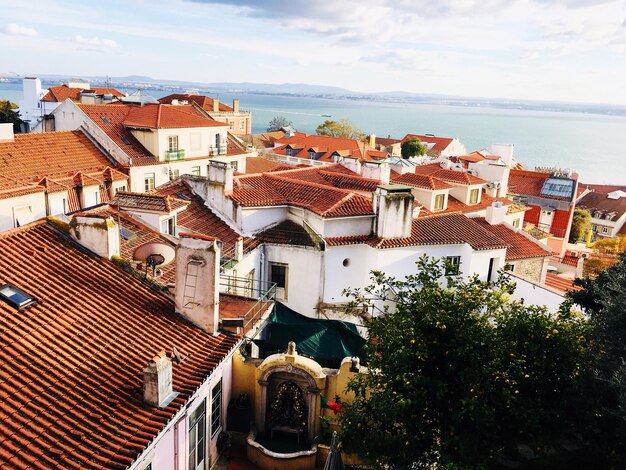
[{"left": 165, "top": 149, "right": 185, "bottom": 161}]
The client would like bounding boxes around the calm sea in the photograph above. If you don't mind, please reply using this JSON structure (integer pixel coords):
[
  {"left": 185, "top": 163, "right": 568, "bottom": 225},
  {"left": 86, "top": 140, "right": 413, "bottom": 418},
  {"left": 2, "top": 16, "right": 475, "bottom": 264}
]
[{"left": 2, "top": 81, "right": 624, "bottom": 184}]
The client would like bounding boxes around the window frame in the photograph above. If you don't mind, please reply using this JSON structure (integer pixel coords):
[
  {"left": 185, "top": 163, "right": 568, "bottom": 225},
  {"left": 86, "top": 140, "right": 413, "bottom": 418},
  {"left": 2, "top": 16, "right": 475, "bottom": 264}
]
[
  {"left": 188, "top": 399, "right": 206, "bottom": 470},
  {"left": 211, "top": 379, "right": 223, "bottom": 438},
  {"left": 469, "top": 188, "right": 479, "bottom": 205},
  {"left": 161, "top": 217, "right": 175, "bottom": 235},
  {"left": 433, "top": 193, "right": 445, "bottom": 211},
  {"left": 168, "top": 135, "right": 179, "bottom": 152},
  {"left": 444, "top": 256, "right": 461, "bottom": 275},
  {"left": 269, "top": 262, "right": 288, "bottom": 300},
  {"left": 191, "top": 166, "right": 201, "bottom": 176},
  {"left": 144, "top": 173, "right": 155, "bottom": 192}
]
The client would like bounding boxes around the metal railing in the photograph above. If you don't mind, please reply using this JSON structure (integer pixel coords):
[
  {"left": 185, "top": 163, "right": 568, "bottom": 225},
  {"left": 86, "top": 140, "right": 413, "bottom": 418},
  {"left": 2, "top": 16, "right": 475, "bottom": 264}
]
[
  {"left": 165, "top": 149, "right": 185, "bottom": 161},
  {"left": 219, "top": 274, "right": 276, "bottom": 333},
  {"left": 208, "top": 146, "right": 228, "bottom": 156}
]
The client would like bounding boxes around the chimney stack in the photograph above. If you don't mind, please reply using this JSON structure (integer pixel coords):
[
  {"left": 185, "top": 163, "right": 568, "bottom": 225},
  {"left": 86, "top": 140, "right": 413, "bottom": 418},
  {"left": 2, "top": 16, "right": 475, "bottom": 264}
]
[
  {"left": 175, "top": 233, "right": 221, "bottom": 335},
  {"left": 213, "top": 98, "right": 220, "bottom": 113},
  {"left": 369, "top": 134, "right": 376, "bottom": 148},
  {"left": 373, "top": 185, "right": 414, "bottom": 239},
  {"left": 362, "top": 161, "right": 390, "bottom": 185},
  {"left": 143, "top": 350, "right": 178, "bottom": 408},
  {"left": 233, "top": 99, "right": 239, "bottom": 113},
  {"left": 208, "top": 160, "right": 234, "bottom": 195},
  {"left": 485, "top": 201, "right": 508, "bottom": 225},
  {"left": 0, "top": 123, "right": 14, "bottom": 142},
  {"left": 69, "top": 215, "right": 120, "bottom": 259}
]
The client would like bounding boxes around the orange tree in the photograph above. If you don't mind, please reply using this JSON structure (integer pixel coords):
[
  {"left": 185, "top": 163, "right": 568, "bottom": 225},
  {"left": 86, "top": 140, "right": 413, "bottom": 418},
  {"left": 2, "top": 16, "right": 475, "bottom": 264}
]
[{"left": 340, "top": 257, "right": 596, "bottom": 469}]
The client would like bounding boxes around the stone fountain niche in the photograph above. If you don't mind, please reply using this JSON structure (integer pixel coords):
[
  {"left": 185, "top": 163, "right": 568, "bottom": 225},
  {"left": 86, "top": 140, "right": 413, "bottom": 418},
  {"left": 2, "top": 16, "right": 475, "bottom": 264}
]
[{"left": 266, "top": 377, "right": 309, "bottom": 442}]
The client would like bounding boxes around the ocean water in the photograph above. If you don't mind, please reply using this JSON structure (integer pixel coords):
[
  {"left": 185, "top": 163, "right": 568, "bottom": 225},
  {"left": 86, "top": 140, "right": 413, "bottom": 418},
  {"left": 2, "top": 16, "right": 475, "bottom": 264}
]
[{"left": 2, "top": 81, "right": 624, "bottom": 184}]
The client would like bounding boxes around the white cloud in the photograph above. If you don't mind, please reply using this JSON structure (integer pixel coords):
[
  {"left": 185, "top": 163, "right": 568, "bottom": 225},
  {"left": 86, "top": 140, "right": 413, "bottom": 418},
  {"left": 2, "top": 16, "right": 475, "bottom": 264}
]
[
  {"left": 3, "top": 23, "right": 37, "bottom": 37},
  {"left": 75, "top": 35, "right": 117, "bottom": 48}
]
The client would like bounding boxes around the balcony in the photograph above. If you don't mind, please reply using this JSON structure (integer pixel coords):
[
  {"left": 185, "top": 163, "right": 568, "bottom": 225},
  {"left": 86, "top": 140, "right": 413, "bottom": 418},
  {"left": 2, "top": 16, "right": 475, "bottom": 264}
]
[
  {"left": 165, "top": 149, "right": 185, "bottom": 161},
  {"left": 208, "top": 146, "right": 228, "bottom": 157}
]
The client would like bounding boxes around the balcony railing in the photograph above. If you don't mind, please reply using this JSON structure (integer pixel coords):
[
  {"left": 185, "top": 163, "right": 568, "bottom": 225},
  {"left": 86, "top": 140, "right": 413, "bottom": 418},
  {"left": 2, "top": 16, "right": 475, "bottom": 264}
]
[
  {"left": 165, "top": 149, "right": 185, "bottom": 161},
  {"left": 208, "top": 146, "right": 228, "bottom": 156}
]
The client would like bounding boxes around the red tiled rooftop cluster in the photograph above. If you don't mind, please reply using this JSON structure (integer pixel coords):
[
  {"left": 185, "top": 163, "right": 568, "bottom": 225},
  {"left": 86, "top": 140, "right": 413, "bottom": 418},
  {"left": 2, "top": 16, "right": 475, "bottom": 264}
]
[
  {"left": 0, "top": 221, "right": 240, "bottom": 469},
  {"left": 159, "top": 93, "right": 234, "bottom": 112},
  {"left": 473, "top": 218, "right": 553, "bottom": 260},
  {"left": 41, "top": 85, "right": 124, "bottom": 102}
]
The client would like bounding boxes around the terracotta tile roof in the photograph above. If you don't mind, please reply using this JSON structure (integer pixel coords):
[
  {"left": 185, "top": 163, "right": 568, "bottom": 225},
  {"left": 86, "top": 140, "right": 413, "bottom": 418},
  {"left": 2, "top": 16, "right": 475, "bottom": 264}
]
[
  {"left": 0, "top": 130, "right": 120, "bottom": 183},
  {"left": 392, "top": 172, "right": 452, "bottom": 190},
  {"left": 78, "top": 104, "right": 158, "bottom": 165},
  {"left": 443, "top": 192, "right": 511, "bottom": 215},
  {"left": 244, "top": 157, "right": 293, "bottom": 174},
  {"left": 508, "top": 169, "right": 576, "bottom": 202},
  {"left": 0, "top": 221, "right": 241, "bottom": 469},
  {"left": 473, "top": 218, "right": 553, "bottom": 260},
  {"left": 580, "top": 184, "right": 626, "bottom": 194},
  {"left": 413, "top": 162, "right": 446, "bottom": 176},
  {"left": 158, "top": 93, "right": 234, "bottom": 112},
  {"left": 0, "top": 174, "right": 43, "bottom": 200},
  {"left": 37, "top": 176, "right": 69, "bottom": 193},
  {"left": 402, "top": 134, "right": 454, "bottom": 153},
  {"left": 577, "top": 191, "right": 626, "bottom": 220},
  {"left": 122, "top": 104, "right": 228, "bottom": 129},
  {"left": 150, "top": 179, "right": 256, "bottom": 252},
  {"left": 429, "top": 168, "right": 487, "bottom": 185},
  {"left": 325, "top": 213, "right": 508, "bottom": 250},
  {"left": 255, "top": 220, "right": 316, "bottom": 247},
  {"left": 273, "top": 135, "right": 376, "bottom": 163},
  {"left": 371, "top": 136, "right": 401, "bottom": 146},
  {"left": 110, "top": 191, "right": 189, "bottom": 213},
  {"left": 232, "top": 172, "right": 374, "bottom": 218},
  {"left": 544, "top": 272, "right": 583, "bottom": 294},
  {"left": 41, "top": 85, "right": 123, "bottom": 102}
]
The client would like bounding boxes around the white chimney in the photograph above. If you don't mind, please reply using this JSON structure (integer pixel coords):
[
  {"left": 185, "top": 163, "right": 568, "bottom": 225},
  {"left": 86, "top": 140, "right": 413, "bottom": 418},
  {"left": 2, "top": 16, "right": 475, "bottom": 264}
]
[
  {"left": 337, "top": 156, "right": 362, "bottom": 174},
  {"left": 373, "top": 185, "right": 414, "bottom": 239},
  {"left": 439, "top": 157, "right": 451, "bottom": 170},
  {"left": 208, "top": 160, "right": 234, "bottom": 195},
  {"left": 143, "top": 350, "right": 178, "bottom": 408},
  {"left": 0, "top": 123, "right": 14, "bottom": 142},
  {"left": 485, "top": 201, "right": 508, "bottom": 225},
  {"left": 361, "top": 161, "right": 390, "bottom": 184},
  {"left": 69, "top": 215, "right": 120, "bottom": 259},
  {"left": 175, "top": 233, "right": 221, "bottom": 335}
]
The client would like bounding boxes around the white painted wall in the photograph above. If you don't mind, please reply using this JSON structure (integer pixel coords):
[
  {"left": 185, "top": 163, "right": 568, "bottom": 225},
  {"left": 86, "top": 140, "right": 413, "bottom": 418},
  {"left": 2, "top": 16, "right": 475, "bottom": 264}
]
[
  {"left": 508, "top": 273, "right": 567, "bottom": 313},
  {"left": 48, "top": 191, "right": 69, "bottom": 216},
  {"left": 322, "top": 216, "right": 373, "bottom": 238},
  {"left": 0, "top": 192, "right": 47, "bottom": 231},
  {"left": 469, "top": 161, "right": 510, "bottom": 197},
  {"left": 242, "top": 207, "right": 288, "bottom": 234}
]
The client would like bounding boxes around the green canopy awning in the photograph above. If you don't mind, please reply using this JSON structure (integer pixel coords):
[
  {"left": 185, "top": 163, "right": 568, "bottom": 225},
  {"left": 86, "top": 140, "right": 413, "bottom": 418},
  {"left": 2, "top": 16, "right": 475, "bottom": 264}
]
[{"left": 254, "top": 302, "right": 366, "bottom": 368}]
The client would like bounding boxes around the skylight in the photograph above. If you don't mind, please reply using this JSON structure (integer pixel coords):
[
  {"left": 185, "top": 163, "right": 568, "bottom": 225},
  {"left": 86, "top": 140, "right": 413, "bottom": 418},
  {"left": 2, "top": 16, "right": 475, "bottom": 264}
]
[
  {"left": 101, "top": 116, "right": 110, "bottom": 124},
  {"left": 120, "top": 226, "right": 137, "bottom": 241},
  {"left": 0, "top": 284, "right": 36, "bottom": 309},
  {"left": 541, "top": 178, "right": 574, "bottom": 199},
  {"left": 175, "top": 192, "right": 191, "bottom": 201}
]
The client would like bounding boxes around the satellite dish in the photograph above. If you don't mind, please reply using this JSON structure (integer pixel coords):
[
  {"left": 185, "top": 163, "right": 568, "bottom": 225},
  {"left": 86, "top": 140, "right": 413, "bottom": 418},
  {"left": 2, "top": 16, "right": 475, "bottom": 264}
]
[
  {"left": 133, "top": 242, "right": 175, "bottom": 265},
  {"left": 146, "top": 253, "right": 165, "bottom": 268}
]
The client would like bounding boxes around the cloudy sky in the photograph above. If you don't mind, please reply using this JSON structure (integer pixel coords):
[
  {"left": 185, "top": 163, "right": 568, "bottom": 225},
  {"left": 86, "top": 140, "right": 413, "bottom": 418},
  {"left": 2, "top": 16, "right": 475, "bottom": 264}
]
[{"left": 1, "top": 0, "right": 625, "bottom": 104}]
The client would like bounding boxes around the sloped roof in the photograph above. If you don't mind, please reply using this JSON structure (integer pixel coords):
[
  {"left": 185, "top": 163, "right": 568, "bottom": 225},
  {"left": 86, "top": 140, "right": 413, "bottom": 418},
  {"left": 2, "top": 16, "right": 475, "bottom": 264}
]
[
  {"left": 393, "top": 172, "right": 453, "bottom": 190},
  {"left": 110, "top": 191, "right": 189, "bottom": 213},
  {"left": 255, "top": 220, "right": 316, "bottom": 247},
  {"left": 0, "top": 221, "right": 241, "bottom": 469},
  {"left": 473, "top": 218, "right": 553, "bottom": 260},
  {"left": 273, "top": 134, "right": 381, "bottom": 163},
  {"left": 577, "top": 191, "right": 626, "bottom": 220},
  {"left": 508, "top": 169, "right": 575, "bottom": 202},
  {"left": 402, "top": 134, "right": 454, "bottom": 153},
  {"left": 41, "top": 85, "right": 123, "bottom": 102},
  {"left": 325, "top": 212, "right": 508, "bottom": 251},
  {"left": 122, "top": 104, "right": 227, "bottom": 129},
  {"left": 244, "top": 157, "right": 294, "bottom": 174},
  {"left": 0, "top": 130, "right": 119, "bottom": 183},
  {"left": 430, "top": 168, "right": 487, "bottom": 185},
  {"left": 158, "top": 93, "right": 234, "bottom": 112}
]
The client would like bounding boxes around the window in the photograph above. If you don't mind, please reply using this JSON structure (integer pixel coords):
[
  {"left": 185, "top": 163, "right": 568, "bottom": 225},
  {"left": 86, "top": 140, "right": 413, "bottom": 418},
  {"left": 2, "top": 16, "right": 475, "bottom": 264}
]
[
  {"left": 169, "top": 168, "right": 180, "bottom": 181},
  {"left": 229, "top": 122, "right": 234, "bottom": 130},
  {"left": 512, "top": 218, "right": 520, "bottom": 228},
  {"left": 161, "top": 217, "right": 175, "bottom": 235},
  {"left": 592, "top": 225, "right": 598, "bottom": 232},
  {"left": 168, "top": 135, "right": 179, "bottom": 152},
  {"left": 188, "top": 400, "right": 206, "bottom": 470},
  {"left": 115, "top": 185, "right": 127, "bottom": 193},
  {"left": 433, "top": 193, "right": 445, "bottom": 211},
  {"left": 230, "top": 161, "right": 239, "bottom": 172},
  {"left": 211, "top": 380, "right": 222, "bottom": 438},
  {"left": 469, "top": 188, "right": 479, "bottom": 205},
  {"left": 0, "top": 284, "right": 36, "bottom": 309},
  {"left": 504, "top": 263, "right": 515, "bottom": 272},
  {"left": 144, "top": 173, "right": 155, "bottom": 191},
  {"left": 445, "top": 256, "right": 460, "bottom": 275},
  {"left": 240, "top": 121, "right": 245, "bottom": 131},
  {"left": 602, "top": 226, "right": 609, "bottom": 234},
  {"left": 13, "top": 205, "right": 34, "bottom": 228},
  {"left": 191, "top": 166, "right": 201, "bottom": 176},
  {"left": 269, "top": 263, "right": 288, "bottom": 300},
  {"left": 215, "top": 133, "right": 221, "bottom": 149}
]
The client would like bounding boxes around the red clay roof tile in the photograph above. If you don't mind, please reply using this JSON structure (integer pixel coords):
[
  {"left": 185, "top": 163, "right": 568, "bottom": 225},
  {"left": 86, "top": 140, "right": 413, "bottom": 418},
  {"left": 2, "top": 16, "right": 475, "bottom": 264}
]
[{"left": 41, "top": 85, "right": 123, "bottom": 102}]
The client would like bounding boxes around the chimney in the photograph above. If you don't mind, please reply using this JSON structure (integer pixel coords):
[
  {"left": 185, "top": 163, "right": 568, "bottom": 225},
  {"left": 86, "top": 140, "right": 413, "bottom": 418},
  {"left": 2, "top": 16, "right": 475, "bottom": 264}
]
[
  {"left": 361, "top": 161, "right": 390, "bottom": 184},
  {"left": 213, "top": 98, "right": 220, "bottom": 113},
  {"left": 69, "top": 215, "right": 120, "bottom": 259},
  {"left": 373, "top": 185, "right": 414, "bottom": 239},
  {"left": 485, "top": 201, "right": 508, "bottom": 225},
  {"left": 337, "top": 156, "right": 362, "bottom": 174},
  {"left": 208, "top": 160, "right": 234, "bottom": 195},
  {"left": 369, "top": 134, "right": 376, "bottom": 148},
  {"left": 0, "top": 123, "right": 14, "bottom": 142},
  {"left": 233, "top": 99, "right": 239, "bottom": 113},
  {"left": 175, "top": 233, "right": 221, "bottom": 335},
  {"left": 143, "top": 350, "right": 178, "bottom": 408}
]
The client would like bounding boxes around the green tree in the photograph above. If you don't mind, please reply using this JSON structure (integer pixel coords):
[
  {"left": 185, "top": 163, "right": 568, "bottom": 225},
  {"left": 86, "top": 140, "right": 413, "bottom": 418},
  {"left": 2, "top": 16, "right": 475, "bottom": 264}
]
[
  {"left": 0, "top": 100, "right": 23, "bottom": 133},
  {"left": 401, "top": 137, "right": 428, "bottom": 159},
  {"left": 315, "top": 119, "right": 364, "bottom": 140},
  {"left": 569, "top": 208, "right": 592, "bottom": 243},
  {"left": 266, "top": 116, "right": 293, "bottom": 132},
  {"left": 340, "top": 257, "right": 595, "bottom": 468}
]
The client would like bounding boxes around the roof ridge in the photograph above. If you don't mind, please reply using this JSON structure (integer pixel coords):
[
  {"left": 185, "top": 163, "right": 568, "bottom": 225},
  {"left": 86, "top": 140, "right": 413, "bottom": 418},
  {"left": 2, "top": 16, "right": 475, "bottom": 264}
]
[
  {"left": 267, "top": 173, "right": 356, "bottom": 196},
  {"left": 322, "top": 192, "right": 356, "bottom": 215}
]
